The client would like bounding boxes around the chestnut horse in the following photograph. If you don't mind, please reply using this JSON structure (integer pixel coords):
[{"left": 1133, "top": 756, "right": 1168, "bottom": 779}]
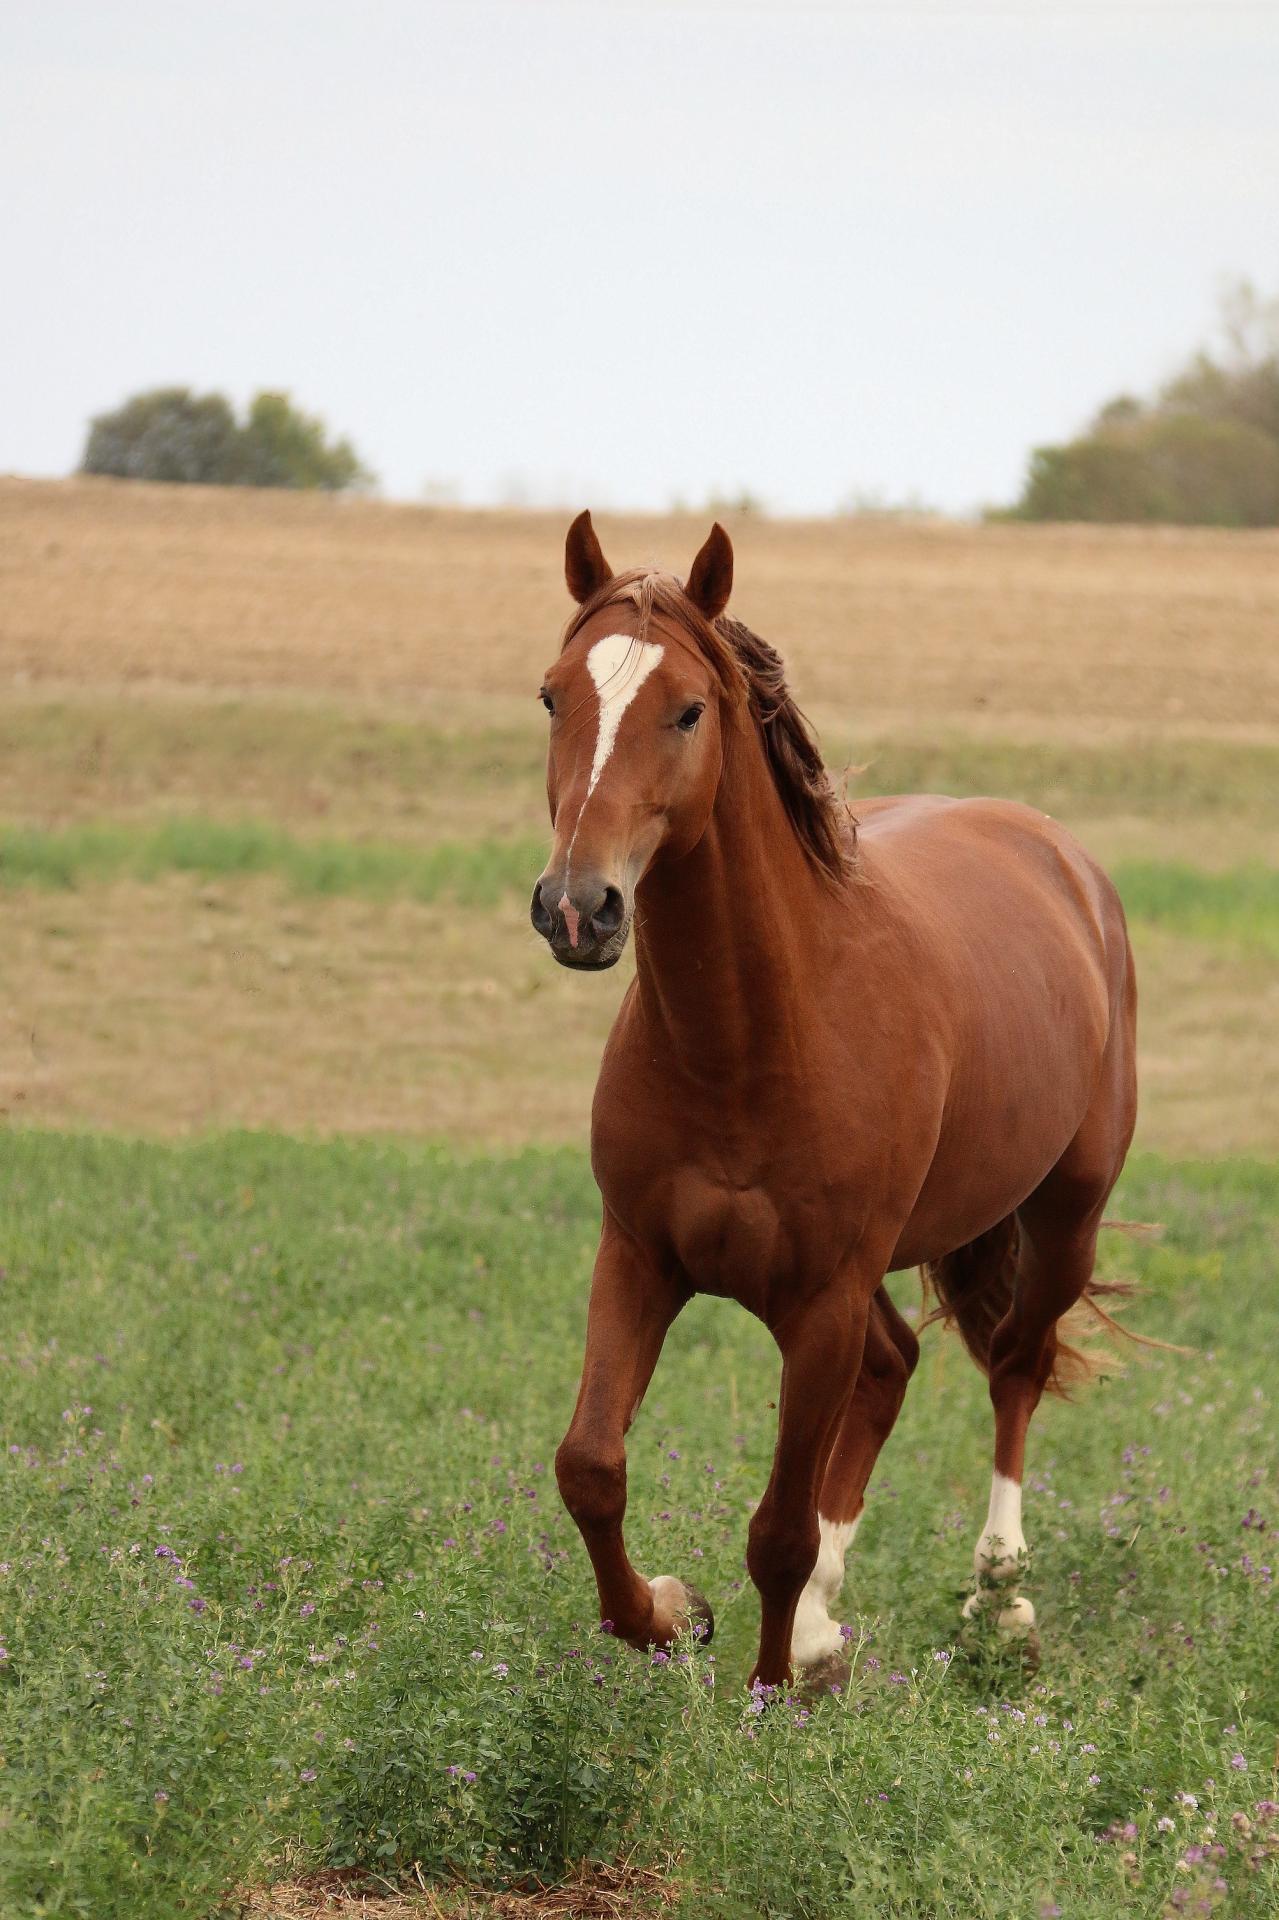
[{"left": 531, "top": 513, "right": 1137, "bottom": 1690}]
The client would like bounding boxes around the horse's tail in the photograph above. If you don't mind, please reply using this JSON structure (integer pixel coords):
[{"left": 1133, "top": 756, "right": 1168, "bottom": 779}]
[
  {"left": 921, "top": 1215, "right": 1022, "bottom": 1381},
  {"left": 920, "top": 1215, "right": 1165, "bottom": 1398}
]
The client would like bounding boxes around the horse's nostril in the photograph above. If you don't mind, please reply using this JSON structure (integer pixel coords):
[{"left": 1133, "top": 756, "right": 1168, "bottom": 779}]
[
  {"left": 530, "top": 883, "right": 555, "bottom": 939},
  {"left": 591, "top": 886, "right": 626, "bottom": 938}
]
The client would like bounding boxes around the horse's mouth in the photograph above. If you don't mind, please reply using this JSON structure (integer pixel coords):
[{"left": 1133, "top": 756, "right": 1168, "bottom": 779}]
[{"left": 549, "top": 927, "right": 630, "bottom": 971}]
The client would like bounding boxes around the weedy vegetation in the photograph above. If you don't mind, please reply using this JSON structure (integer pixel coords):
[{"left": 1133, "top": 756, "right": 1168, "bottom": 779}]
[{"left": 1, "top": 1141, "right": 1276, "bottom": 1918}]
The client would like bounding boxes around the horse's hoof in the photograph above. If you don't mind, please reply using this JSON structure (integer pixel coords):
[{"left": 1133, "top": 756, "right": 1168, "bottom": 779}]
[
  {"left": 797, "top": 1650, "right": 851, "bottom": 1700},
  {"left": 960, "top": 1593, "right": 1041, "bottom": 1668},
  {"left": 648, "top": 1575, "right": 714, "bottom": 1646},
  {"left": 963, "top": 1590, "right": 1035, "bottom": 1631},
  {"left": 680, "top": 1582, "right": 715, "bottom": 1646}
]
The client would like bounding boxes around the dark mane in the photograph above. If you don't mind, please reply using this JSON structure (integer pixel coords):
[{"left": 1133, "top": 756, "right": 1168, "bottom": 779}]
[{"left": 562, "top": 570, "right": 857, "bottom": 885}]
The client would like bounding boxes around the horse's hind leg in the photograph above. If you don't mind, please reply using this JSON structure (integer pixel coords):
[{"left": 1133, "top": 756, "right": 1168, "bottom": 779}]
[
  {"left": 789, "top": 1289, "right": 919, "bottom": 1678},
  {"left": 965, "top": 1203, "right": 1103, "bottom": 1636},
  {"left": 967, "top": 1015, "right": 1136, "bottom": 1637}
]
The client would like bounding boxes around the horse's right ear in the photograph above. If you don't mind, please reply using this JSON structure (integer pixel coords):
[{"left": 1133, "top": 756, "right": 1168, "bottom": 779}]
[{"left": 565, "top": 510, "right": 613, "bottom": 604}]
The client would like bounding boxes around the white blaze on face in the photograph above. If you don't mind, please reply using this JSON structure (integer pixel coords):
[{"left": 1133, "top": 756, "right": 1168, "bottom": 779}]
[
  {"left": 562, "top": 632, "right": 665, "bottom": 886},
  {"left": 790, "top": 1513, "right": 859, "bottom": 1668},
  {"left": 585, "top": 633, "right": 665, "bottom": 794}
]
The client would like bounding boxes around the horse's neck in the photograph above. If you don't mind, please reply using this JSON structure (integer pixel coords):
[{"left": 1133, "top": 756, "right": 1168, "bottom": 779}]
[{"left": 632, "top": 712, "right": 838, "bottom": 1077}]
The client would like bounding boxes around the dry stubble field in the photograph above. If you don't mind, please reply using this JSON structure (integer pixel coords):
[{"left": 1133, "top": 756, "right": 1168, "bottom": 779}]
[{"left": 1, "top": 475, "right": 1277, "bottom": 1155}]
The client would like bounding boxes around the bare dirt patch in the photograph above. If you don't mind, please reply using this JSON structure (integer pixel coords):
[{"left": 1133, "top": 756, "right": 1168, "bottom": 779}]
[
  {"left": 244, "top": 1862, "right": 674, "bottom": 1917},
  {"left": 2, "top": 878, "right": 1273, "bottom": 1156},
  {"left": 0, "top": 878, "right": 614, "bottom": 1145}
]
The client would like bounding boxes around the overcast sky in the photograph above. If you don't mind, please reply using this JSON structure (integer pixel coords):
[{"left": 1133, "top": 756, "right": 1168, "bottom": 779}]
[{"left": 2, "top": 1, "right": 1276, "bottom": 515}]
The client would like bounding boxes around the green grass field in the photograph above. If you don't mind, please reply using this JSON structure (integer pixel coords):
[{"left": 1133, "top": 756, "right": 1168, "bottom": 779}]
[{"left": 2, "top": 1137, "right": 1276, "bottom": 1918}]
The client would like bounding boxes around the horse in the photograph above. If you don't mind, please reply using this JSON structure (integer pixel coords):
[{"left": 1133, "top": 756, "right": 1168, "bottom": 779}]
[{"left": 529, "top": 512, "right": 1138, "bottom": 1692}]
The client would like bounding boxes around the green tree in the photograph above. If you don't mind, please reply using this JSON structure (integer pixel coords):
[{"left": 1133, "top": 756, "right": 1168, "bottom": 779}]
[
  {"left": 79, "top": 388, "right": 373, "bottom": 491},
  {"left": 1019, "top": 415, "right": 1279, "bottom": 528},
  {"left": 234, "top": 391, "right": 371, "bottom": 491},
  {"left": 81, "top": 388, "right": 242, "bottom": 485},
  {"left": 1011, "top": 281, "right": 1279, "bottom": 526}
]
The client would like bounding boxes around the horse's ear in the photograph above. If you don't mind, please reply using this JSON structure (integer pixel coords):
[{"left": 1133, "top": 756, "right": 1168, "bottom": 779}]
[
  {"left": 565, "top": 510, "right": 613, "bottom": 604},
  {"left": 685, "top": 522, "right": 733, "bottom": 620}
]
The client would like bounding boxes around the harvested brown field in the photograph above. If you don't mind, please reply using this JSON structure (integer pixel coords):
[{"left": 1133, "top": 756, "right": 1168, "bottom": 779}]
[
  {"left": 1, "top": 477, "right": 1275, "bottom": 1154},
  {"left": 4, "top": 477, "right": 1278, "bottom": 732}
]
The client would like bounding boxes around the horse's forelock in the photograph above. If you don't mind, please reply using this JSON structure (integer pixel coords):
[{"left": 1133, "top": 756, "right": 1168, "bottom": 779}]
[{"left": 561, "top": 571, "right": 739, "bottom": 683}]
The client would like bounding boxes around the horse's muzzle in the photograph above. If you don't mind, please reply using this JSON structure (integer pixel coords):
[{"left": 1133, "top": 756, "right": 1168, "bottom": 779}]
[{"left": 530, "top": 874, "right": 630, "bottom": 970}]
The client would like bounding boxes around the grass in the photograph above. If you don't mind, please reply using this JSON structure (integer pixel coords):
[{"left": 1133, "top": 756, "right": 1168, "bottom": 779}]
[
  {"left": 0, "top": 820, "right": 547, "bottom": 912},
  {"left": 4, "top": 695, "right": 1279, "bottom": 859},
  {"left": 4, "top": 817, "right": 1278, "bottom": 955},
  {"left": 1112, "top": 862, "right": 1279, "bottom": 956},
  {"left": 1, "top": 1134, "right": 1276, "bottom": 1918}
]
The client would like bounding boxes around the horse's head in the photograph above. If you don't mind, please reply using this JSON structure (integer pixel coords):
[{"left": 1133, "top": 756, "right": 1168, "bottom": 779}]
[{"left": 530, "top": 512, "right": 735, "bottom": 970}]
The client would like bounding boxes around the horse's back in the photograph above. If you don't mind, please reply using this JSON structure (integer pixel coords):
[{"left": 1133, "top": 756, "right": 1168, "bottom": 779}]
[{"left": 857, "top": 792, "right": 1127, "bottom": 979}]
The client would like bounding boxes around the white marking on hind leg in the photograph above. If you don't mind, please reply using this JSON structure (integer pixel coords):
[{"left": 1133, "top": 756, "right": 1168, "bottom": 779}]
[
  {"left": 962, "top": 1471, "right": 1035, "bottom": 1632},
  {"left": 790, "top": 1514, "right": 859, "bottom": 1668}
]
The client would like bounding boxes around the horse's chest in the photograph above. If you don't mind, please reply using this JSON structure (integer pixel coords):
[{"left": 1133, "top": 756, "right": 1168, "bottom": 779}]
[{"left": 664, "top": 1168, "right": 790, "bottom": 1303}]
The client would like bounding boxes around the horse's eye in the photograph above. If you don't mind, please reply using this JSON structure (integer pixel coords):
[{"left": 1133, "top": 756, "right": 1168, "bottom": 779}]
[
  {"left": 539, "top": 689, "right": 554, "bottom": 715},
  {"left": 676, "top": 703, "right": 705, "bottom": 732}
]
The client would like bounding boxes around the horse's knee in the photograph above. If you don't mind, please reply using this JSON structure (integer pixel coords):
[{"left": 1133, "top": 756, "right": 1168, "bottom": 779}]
[
  {"left": 747, "top": 1501, "right": 819, "bottom": 1601},
  {"left": 555, "top": 1434, "right": 626, "bottom": 1533}
]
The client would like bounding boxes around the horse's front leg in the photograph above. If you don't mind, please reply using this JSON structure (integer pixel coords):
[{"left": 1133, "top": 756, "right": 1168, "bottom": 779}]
[
  {"left": 748, "top": 1275, "right": 874, "bottom": 1691},
  {"left": 555, "top": 1218, "right": 705, "bottom": 1649}
]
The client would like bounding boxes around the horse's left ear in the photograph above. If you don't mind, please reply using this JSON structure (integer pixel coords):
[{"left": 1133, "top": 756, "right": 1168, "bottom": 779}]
[{"left": 685, "top": 522, "right": 733, "bottom": 620}]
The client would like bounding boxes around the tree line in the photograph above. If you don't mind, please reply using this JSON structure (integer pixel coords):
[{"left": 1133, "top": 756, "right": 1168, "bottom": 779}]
[
  {"left": 81, "top": 285, "right": 1279, "bottom": 523},
  {"left": 1010, "top": 282, "right": 1279, "bottom": 526}
]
